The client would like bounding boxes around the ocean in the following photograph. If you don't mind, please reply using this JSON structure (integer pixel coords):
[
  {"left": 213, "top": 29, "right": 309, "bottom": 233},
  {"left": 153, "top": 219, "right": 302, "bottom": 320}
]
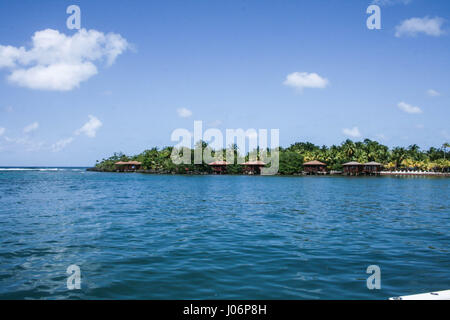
[{"left": 0, "top": 168, "right": 449, "bottom": 299}]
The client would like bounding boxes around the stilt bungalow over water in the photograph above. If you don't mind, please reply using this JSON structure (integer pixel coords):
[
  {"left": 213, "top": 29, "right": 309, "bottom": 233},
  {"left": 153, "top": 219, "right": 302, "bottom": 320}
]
[
  {"left": 342, "top": 161, "right": 364, "bottom": 175},
  {"left": 242, "top": 160, "right": 266, "bottom": 175},
  {"left": 303, "top": 160, "right": 327, "bottom": 175},
  {"left": 364, "top": 161, "right": 383, "bottom": 175},
  {"left": 110, "top": 158, "right": 386, "bottom": 176},
  {"left": 114, "top": 161, "right": 142, "bottom": 172},
  {"left": 208, "top": 160, "right": 230, "bottom": 174}
]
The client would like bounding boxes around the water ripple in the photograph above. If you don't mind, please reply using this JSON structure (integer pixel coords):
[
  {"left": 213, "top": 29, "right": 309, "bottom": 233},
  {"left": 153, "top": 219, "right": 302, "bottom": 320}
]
[{"left": 0, "top": 171, "right": 449, "bottom": 299}]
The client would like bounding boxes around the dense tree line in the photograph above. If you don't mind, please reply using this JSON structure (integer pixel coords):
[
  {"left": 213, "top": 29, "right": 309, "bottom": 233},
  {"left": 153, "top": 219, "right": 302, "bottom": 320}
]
[{"left": 94, "top": 139, "right": 450, "bottom": 174}]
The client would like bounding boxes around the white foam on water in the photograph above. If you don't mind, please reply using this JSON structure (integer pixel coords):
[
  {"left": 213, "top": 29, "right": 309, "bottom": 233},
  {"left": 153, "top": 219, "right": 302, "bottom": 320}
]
[{"left": 0, "top": 168, "right": 84, "bottom": 172}]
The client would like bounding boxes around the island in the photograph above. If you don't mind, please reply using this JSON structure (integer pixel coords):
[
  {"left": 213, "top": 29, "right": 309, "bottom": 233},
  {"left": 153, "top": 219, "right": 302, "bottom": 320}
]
[{"left": 88, "top": 139, "right": 450, "bottom": 176}]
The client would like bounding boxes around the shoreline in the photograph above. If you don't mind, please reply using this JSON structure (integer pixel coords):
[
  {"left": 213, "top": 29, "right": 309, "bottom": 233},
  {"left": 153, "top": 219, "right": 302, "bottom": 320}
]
[
  {"left": 86, "top": 167, "right": 450, "bottom": 177},
  {"left": 380, "top": 171, "right": 450, "bottom": 176}
]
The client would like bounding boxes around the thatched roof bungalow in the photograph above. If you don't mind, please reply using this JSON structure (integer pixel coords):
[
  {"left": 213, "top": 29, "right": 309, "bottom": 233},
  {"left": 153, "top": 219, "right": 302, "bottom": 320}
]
[
  {"left": 208, "top": 160, "right": 230, "bottom": 174},
  {"left": 303, "top": 160, "right": 327, "bottom": 174},
  {"left": 115, "top": 161, "right": 142, "bottom": 172},
  {"left": 242, "top": 160, "right": 266, "bottom": 175},
  {"left": 342, "top": 161, "right": 363, "bottom": 175},
  {"left": 364, "top": 161, "right": 383, "bottom": 174}
]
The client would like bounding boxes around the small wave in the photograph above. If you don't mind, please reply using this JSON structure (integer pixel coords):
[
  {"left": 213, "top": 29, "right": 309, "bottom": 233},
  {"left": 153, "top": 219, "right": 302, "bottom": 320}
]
[
  {"left": 0, "top": 168, "right": 59, "bottom": 171},
  {"left": 0, "top": 168, "right": 83, "bottom": 172}
]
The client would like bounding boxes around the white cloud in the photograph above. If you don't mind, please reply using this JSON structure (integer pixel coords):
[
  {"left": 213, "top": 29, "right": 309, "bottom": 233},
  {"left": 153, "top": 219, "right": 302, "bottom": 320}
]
[
  {"left": 9, "top": 62, "right": 98, "bottom": 91},
  {"left": 0, "top": 45, "right": 24, "bottom": 68},
  {"left": 4, "top": 136, "right": 44, "bottom": 152},
  {"left": 283, "top": 72, "right": 329, "bottom": 92},
  {"left": 0, "top": 28, "right": 128, "bottom": 91},
  {"left": 23, "top": 122, "right": 39, "bottom": 133},
  {"left": 51, "top": 137, "right": 74, "bottom": 152},
  {"left": 398, "top": 101, "right": 422, "bottom": 114},
  {"left": 395, "top": 17, "right": 445, "bottom": 37},
  {"left": 1, "top": 116, "right": 102, "bottom": 152},
  {"left": 342, "top": 127, "right": 361, "bottom": 138},
  {"left": 177, "top": 108, "right": 192, "bottom": 118},
  {"left": 75, "top": 115, "right": 102, "bottom": 138},
  {"left": 427, "top": 89, "right": 440, "bottom": 97}
]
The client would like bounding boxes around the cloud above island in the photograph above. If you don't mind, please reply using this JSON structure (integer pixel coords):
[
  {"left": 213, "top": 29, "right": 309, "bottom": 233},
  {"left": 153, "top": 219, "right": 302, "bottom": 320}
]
[
  {"left": 0, "top": 28, "right": 128, "bottom": 91},
  {"left": 3, "top": 136, "right": 45, "bottom": 152},
  {"left": 395, "top": 17, "right": 445, "bottom": 37},
  {"left": 75, "top": 115, "right": 103, "bottom": 138},
  {"left": 427, "top": 89, "right": 440, "bottom": 97},
  {"left": 283, "top": 72, "right": 329, "bottom": 92},
  {"left": 342, "top": 126, "right": 361, "bottom": 138},
  {"left": 177, "top": 108, "right": 192, "bottom": 118},
  {"left": 1, "top": 115, "right": 103, "bottom": 153},
  {"left": 52, "top": 115, "right": 102, "bottom": 152},
  {"left": 51, "top": 137, "right": 75, "bottom": 152},
  {"left": 398, "top": 101, "right": 422, "bottom": 114},
  {"left": 23, "top": 122, "right": 39, "bottom": 134}
]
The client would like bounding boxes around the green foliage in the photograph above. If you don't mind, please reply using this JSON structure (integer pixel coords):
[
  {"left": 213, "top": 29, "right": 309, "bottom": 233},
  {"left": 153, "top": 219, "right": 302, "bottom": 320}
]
[
  {"left": 95, "top": 139, "right": 450, "bottom": 174},
  {"left": 279, "top": 151, "right": 304, "bottom": 175}
]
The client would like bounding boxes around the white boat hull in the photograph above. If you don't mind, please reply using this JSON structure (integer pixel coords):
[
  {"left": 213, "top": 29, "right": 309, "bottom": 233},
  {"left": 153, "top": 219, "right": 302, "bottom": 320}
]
[{"left": 390, "top": 290, "right": 450, "bottom": 300}]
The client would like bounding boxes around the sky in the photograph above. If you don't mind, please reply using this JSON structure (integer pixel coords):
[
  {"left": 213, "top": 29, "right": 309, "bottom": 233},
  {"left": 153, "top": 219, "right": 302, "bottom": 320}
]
[{"left": 0, "top": 0, "right": 449, "bottom": 166}]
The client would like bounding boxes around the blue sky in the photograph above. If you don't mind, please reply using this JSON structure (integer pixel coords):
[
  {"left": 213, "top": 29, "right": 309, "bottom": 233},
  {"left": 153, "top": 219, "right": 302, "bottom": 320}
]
[{"left": 0, "top": 0, "right": 449, "bottom": 166}]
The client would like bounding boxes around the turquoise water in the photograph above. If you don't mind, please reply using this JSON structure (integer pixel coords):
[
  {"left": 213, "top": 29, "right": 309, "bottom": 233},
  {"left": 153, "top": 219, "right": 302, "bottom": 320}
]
[{"left": 0, "top": 168, "right": 449, "bottom": 299}]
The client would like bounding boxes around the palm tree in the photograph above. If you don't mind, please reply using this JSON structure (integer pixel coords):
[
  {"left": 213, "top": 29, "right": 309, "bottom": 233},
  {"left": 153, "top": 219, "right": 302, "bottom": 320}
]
[
  {"left": 407, "top": 144, "right": 421, "bottom": 161},
  {"left": 391, "top": 147, "right": 407, "bottom": 169},
  {"left": 443, "top": 143, "right": 449, "bottom": 160},
  {"left": 342, "top": 139, "right": 356, "bottom": 160}
]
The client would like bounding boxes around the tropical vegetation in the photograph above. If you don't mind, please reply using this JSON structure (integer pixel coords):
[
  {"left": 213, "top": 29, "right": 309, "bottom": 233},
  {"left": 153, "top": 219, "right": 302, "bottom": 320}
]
[{"left": 94, "top": 139, "right": 450, "bottom": 174}]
